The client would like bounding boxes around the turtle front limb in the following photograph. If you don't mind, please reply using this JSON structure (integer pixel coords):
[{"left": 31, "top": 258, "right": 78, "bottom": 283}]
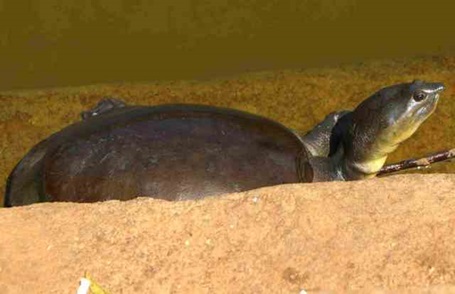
[{"left": 301, "top": 110, "right": 350, "bottom": 157}]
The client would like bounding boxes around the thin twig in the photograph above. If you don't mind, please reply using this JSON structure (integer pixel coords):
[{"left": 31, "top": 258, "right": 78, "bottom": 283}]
[{"left": 378, "top": 148, "right": 455, "bottom": 176}]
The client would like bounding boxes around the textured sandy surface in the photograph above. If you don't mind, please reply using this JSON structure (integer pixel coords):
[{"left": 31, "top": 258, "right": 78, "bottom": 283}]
[{"left": 1, "top": 174, "right": 455, "bottom": 293}]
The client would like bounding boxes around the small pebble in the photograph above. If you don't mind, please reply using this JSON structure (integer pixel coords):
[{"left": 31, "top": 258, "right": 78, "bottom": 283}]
[{"left": 76, "top": 278, "right": 90, "bottom": 294}]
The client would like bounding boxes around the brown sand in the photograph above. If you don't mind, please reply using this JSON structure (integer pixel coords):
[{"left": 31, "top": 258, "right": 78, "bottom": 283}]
[{"left": 1, "top": 174, "right": 455, "bottom": 293}]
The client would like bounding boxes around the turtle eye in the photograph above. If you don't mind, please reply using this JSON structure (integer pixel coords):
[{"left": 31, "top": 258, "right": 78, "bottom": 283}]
[{"left": 413, "top": 91, "right": 427, "bottom": 102}]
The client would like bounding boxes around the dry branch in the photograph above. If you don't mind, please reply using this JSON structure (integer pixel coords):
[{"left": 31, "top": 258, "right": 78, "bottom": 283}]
[{"left": 379, "top": 148, "right": 455, "bottom": 176}]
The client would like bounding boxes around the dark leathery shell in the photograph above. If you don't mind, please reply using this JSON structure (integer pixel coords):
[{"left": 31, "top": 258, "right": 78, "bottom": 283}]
[{"left": 43, "top": 105, "right": 306, "bottom": 202}]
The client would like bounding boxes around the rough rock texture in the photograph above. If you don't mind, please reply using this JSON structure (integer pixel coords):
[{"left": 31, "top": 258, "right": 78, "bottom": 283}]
[{"left": 1, "top": 174, "right": 455, "bottom": 293}]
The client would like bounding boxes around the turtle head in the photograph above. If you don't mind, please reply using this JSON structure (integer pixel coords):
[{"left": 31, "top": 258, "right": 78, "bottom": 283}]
[{"left": 339, "top": 80, "right": 445, "bottom": 180}]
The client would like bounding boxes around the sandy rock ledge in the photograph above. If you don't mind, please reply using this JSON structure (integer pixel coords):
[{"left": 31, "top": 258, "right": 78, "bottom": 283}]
[{"left": 1, "top": 174, "right": 455, "bottom": 293}]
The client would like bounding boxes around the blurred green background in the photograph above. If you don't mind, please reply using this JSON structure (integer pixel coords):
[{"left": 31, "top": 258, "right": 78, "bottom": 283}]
[{"left": 0, "top": 0, "right": 454, "bottom": 91}]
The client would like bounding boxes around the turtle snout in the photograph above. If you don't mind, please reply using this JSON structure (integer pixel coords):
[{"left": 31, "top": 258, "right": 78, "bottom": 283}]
[
  {"left": 424, "top": 82, "right": 445, "bottom": 94},
  {"left": 428, "top": 83, "right": 444, "bottom": 103}
]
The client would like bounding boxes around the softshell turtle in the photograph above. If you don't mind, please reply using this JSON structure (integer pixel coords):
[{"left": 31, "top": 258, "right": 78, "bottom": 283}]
[{"left": 4, "top": 80, "right": 445, "bottom": 206}]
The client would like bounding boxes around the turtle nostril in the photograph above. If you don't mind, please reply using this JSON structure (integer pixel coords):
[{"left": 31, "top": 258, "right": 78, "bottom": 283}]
[
  {"left": 436, "top": 85, "right": 445, "bottom": 93},
  {"left": 430, "top": 83, "right": 445, "bottom": 93}
]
